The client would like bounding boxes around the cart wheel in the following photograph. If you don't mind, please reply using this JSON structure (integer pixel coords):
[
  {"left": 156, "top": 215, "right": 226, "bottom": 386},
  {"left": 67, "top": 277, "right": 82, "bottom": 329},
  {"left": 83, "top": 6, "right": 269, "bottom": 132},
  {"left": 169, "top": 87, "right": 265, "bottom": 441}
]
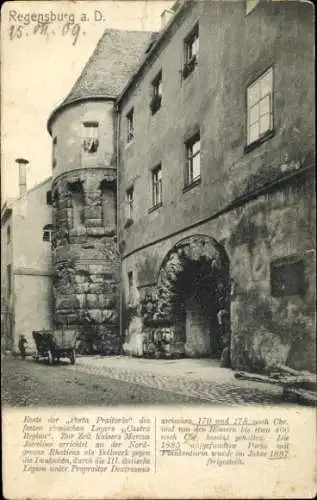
[
  {"left": 70, "top": 350, "right": 76, "bottom": 365},
  {"left": 34, "top": 354, "right": 40, "bottom": 362},
  {"left": 47, "top": 350, "right": 53, "bottom": 365}
]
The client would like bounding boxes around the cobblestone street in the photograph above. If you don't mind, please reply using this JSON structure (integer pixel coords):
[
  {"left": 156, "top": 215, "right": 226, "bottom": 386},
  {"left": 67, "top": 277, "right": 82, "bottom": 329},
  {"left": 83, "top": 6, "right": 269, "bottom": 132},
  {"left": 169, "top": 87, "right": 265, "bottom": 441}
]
[{"left": 2, "top": 354, "right": 304, "bottom": 407}]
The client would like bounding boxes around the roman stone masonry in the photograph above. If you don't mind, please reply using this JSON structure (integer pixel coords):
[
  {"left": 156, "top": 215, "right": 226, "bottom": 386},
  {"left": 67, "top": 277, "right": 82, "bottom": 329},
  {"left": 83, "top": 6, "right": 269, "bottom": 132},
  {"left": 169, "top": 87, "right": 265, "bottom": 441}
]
[
  {"left": 124, "top": 235, "right": 231, "bottom": 360},
  {"left": 52, "top": 168, "right": 121, "bottom": 354}
]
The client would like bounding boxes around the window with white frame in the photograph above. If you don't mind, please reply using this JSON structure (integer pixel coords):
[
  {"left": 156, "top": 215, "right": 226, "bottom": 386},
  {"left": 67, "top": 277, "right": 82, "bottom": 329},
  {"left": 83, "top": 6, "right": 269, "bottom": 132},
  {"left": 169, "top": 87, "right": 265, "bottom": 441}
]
[
  {"left": 150, "top": 71, "right": 163, "bottom": 114},
  {"left": 126, "top": 186, "right": 134, "bottom": 220},
  {"left": 247, "top": 67, "right": 273, "bottom": 146},
  {"left": 126, "top": 108, "right": 134, "bottom": 143},
  {"left": 151, "top": 164, "right": 162, "bottom": 208},
  {"left": 82, "top": 121, "right": 99, "bottom": 153},
  {"left": 183, "top": 24, "right": 199, "bottom": 79},
  {"left": 185, "top": 133, "right": 201, "bottom": 185}
]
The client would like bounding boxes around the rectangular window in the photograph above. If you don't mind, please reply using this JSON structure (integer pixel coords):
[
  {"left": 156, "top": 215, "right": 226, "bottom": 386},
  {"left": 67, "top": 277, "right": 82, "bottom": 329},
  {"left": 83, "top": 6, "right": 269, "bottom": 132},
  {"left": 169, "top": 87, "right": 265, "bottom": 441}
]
[
  {"left": 150, "top": 71, "right": 162, "bottom": 115},
  {"left": 128, "top": 271, "right": 133, "bottom": 303},
  {"left": 151, "top": 164, "right": 162, "bottom": 208},
  {"left": 126, "top": 108, "right": 134, "bottom": 143},
  {"left": 270, "top": 257, "right": 305, "bottom": 297},
  {"left": 183, "top": 24, "right": 199, "bottom": 79},
  {"left": 46, "top": 190, "right": 52, "bottom": 205},
  {"left": 185, "top": 133, "right": 201, "bottom": 186},
  {"left": 52, "top": 137, "right": 57, "bottom": 168},
  {"left": 82, "top": 121, "right": 99, "bottom": 153},
  {"left": 7, "top": 264, "right": 12, "bottom": 297},
  {"left": 246, "top": 67, "right": 273, "bottom": 146},
  {"left": 126, "top": 187, "right": 134, "bottom": 220}
]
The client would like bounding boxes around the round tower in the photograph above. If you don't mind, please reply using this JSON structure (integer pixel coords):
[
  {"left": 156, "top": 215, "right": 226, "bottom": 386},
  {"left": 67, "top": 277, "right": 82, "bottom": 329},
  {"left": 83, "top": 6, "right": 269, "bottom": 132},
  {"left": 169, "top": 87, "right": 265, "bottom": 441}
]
[{"left": 47, "top": 29, "right": 155, "bottom": 354}]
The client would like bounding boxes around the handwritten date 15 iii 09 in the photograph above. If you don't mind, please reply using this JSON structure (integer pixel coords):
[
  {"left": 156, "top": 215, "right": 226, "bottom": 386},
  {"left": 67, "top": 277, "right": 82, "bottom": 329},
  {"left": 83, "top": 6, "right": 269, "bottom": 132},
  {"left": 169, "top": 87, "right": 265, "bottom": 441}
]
[{"left": 9, "top": 22, "right": 83, "bottom": 46}]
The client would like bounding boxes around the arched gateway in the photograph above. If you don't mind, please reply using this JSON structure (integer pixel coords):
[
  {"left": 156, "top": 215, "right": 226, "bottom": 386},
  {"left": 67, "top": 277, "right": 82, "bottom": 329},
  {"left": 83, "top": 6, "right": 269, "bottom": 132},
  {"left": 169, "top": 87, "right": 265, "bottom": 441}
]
[{"left": 140, "top": 235, "right": 231, "bottom": 359}]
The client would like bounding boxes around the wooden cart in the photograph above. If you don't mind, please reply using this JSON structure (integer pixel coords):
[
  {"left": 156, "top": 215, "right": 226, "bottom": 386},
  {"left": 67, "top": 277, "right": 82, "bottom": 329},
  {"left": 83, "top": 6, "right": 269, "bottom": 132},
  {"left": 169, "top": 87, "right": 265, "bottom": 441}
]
[{"left": 32, "top": 329, "right": 77, "bottom": 365}]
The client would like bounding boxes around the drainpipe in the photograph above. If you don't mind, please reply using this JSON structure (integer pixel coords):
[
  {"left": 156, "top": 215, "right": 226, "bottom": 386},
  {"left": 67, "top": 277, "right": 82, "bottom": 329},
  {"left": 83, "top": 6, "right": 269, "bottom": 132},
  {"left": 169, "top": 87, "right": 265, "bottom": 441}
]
[
  {"left": 114, "top": 102, "right": 123, "bottom": 345},
  {"left": 15, "top": 158, "right": 29, "bottom": 198}
]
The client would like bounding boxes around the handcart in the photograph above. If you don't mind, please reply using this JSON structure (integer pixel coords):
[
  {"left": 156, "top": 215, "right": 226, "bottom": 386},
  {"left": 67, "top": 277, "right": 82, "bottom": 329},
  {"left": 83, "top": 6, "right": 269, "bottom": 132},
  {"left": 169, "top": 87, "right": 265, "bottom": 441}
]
[{"left": 32, "top": 329, "right": 77, "bottom": 365}]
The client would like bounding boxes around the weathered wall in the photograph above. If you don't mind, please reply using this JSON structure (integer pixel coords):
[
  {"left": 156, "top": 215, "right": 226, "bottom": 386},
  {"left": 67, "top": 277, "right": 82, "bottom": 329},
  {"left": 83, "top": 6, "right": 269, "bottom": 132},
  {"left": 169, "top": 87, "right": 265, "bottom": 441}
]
[
  {"left": 1, "top": 204, "right": 14, "bottom": 351},
  {"left": 51, "top": 100, "right": 121, "bottom": 353},
  {"left": 119, "top": 1, "right": 314, "bottom": 251},
  {"left": 11, "top": 179, "right": 53, "bottom": 352},
  {"left": 14, "top": 274, "right": 53, "bottom": 351},
  {"left": 118, "top": 1, "right": 315, "bottom": 370},
  {"left": 50, "top": 100, "right": 116, "bottom": 177}
]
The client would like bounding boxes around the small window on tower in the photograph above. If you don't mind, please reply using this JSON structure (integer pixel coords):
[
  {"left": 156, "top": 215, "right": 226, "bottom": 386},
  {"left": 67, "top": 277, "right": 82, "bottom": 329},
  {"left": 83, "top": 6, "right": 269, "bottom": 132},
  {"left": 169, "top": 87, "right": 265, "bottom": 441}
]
[{"left": 82, "top": 121, "right": 99, "bottom": 154}]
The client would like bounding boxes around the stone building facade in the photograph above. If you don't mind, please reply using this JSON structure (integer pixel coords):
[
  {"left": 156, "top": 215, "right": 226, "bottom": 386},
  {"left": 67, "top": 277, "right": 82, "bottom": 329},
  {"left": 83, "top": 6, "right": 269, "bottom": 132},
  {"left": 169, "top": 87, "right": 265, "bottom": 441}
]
[{"left": 2, "top": 0, "right": 315, "bottom": 372}]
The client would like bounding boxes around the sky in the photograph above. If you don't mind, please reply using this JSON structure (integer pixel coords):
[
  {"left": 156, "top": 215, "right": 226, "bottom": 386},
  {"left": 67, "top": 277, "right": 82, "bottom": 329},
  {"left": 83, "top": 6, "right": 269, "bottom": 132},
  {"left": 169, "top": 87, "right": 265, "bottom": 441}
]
[{"left": 1, "top": 0, "right": 173, "bottom": 202}]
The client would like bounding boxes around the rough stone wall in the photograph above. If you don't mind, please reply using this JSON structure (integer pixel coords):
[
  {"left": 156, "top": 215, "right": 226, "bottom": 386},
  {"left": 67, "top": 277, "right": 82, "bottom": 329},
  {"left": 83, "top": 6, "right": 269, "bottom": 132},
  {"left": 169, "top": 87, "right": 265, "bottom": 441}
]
[
  {"left": 121, "top": 168, "right": 315, "bottom": 371},
  {"left": 123, "top": 235, "right": 230, "bottom": 360},
  {"left": 52, "top": 168, "right": 120, "bottom": 354}
]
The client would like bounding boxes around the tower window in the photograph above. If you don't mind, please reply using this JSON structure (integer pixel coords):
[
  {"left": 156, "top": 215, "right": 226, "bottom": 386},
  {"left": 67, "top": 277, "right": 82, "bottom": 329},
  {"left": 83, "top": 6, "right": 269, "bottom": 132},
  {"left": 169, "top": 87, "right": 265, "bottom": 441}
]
[
  {"left": 82, "top": 121, "right": 99, "bottom": 153},
  {"left": 7, "top": 225, "right": 11, "bottom": 244}
]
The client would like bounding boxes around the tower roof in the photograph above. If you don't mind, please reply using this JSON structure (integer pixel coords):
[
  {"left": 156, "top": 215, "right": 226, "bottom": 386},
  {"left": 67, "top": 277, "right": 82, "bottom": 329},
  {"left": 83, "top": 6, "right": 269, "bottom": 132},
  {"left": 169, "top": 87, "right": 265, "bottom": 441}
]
[{"left": 48, "top": 29, "right": 155, "bottom": 133}]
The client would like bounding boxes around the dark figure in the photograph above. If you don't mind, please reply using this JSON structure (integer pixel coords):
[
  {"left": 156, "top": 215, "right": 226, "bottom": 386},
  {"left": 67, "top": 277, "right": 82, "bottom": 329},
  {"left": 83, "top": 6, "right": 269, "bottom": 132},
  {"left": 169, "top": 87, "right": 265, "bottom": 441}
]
[{"left": 18, "top": 335, "right": 28, "bottom": 359}]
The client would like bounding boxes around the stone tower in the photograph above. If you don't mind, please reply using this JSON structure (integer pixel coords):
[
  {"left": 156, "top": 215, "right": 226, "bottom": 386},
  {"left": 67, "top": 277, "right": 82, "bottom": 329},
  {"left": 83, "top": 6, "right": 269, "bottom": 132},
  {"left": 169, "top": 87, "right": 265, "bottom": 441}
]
[{"left": 47, "top": 29, "right": 154, "bottom": 353}]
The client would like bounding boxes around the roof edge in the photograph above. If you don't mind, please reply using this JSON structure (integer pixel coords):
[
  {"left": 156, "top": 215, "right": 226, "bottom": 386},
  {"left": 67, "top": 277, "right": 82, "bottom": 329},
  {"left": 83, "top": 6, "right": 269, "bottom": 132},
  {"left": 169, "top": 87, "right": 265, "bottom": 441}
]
[
  {"left": 47, "top": 95, "right": 116, "bottom": 135},
  {"left": 116, "top": 0, "right": 191, "bottom": 107}
]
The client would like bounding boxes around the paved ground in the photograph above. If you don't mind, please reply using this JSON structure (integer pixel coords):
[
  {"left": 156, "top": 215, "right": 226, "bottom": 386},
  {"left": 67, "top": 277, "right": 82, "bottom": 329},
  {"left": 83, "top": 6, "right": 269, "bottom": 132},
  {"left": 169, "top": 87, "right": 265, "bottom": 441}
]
[{"left": 1, "top": 354, "right": 303, "bottom": 407}]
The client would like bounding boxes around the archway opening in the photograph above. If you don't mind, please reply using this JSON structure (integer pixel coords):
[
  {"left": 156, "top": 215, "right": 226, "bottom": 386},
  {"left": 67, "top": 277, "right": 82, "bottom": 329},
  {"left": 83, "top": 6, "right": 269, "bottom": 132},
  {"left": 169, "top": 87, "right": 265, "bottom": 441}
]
[{"left": 155, "top": 235, "right": 230, "bottom": 359}]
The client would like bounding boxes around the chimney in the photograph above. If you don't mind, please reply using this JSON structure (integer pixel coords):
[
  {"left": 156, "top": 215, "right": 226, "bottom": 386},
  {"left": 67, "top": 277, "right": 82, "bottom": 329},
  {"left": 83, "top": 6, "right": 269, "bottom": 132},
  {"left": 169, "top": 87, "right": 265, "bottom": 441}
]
[
  {"left": 160, "top": 8, "right": 175, "bottom": 29},
  {"left": 15, "top": 158, "right": 29, "bottom": 197}
]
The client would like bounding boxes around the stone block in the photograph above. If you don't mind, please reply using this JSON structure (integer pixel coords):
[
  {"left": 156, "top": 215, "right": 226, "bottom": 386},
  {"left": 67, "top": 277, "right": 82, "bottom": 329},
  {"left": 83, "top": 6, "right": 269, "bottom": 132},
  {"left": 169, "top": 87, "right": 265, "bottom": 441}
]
[
  {"left": 88, "top": 282, "right": 104, "bottom": 293},
  {"left": 86, "top": 293, "right": 99, "bottom": 308},
  {"left": 55, "top": 295, "right": 80, "bottom": 310},
  {"left": 86, "top": 218, "right": 103, "bottom": 228},
  {"left": 84, "top": 206, "right": 102, "bottom": 219},
  {"left": 86, "top": 309, "right": 103, "bottom": 324},
  {"left": 89, "top": 264, "right": 106, "bottom": 275}
]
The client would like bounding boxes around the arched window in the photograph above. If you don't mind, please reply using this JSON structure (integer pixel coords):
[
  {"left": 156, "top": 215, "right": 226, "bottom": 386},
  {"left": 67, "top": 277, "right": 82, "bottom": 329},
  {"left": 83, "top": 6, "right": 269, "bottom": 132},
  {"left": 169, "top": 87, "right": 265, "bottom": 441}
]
[{"left": 43, "top": 224, "right": 53, "bottom": 242}]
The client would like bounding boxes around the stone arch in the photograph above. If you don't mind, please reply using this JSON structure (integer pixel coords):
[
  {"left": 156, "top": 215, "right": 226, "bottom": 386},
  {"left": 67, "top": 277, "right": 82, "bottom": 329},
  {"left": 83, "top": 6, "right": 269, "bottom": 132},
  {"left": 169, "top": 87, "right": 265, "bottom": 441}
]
[{"left": 142, "top": 235, "right": 231, "bottom": 359}]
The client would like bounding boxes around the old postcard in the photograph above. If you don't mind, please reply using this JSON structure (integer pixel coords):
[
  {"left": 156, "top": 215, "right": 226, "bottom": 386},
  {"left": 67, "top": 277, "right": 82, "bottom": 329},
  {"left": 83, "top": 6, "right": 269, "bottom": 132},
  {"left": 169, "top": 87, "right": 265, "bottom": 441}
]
[{"left": 1, "top": 0, "right": 316, "bottom": 498}]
